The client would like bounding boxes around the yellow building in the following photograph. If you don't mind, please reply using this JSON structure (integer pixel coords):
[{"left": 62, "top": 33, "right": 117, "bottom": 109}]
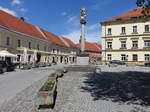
[
  {"left": 0, "top": 10, "right": 78, "bottom": 64},
  {"left": 101, "top": 8, "right": 150, "bottom": 65}
]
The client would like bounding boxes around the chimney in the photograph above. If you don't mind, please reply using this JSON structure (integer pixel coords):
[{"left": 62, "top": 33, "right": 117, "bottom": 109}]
[{"left": 20, "top": 17, "right": 25, "bottom": 21}]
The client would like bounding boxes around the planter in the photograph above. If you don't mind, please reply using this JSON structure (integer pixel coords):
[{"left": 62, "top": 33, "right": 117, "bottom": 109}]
[
  {"left": 37, "top": 80, "right": 57, "bottom": 108},
  {"left": 39, "top": 62, "right": 47, "bottom": 67},
  {"left": 56, "top": 69, "right": 64, "bottom": 78},
  {"left": 63, "top": 67, "right": 68, "bottom": 73},
  {"left": 32, "top": 62, "right": 39, "bottom": 68},
  {"left": 20, "top": 63, "right": 32, "bottom": 70},
  {"left": 48, "top": 73, "right": 58, "bottom": 81}
]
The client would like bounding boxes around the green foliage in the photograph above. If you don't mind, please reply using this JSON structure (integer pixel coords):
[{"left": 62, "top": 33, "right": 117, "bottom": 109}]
[
  {"left": 136, "top": 0, "right": 150, "bottom": 15},
  {"left": 40, "top": 80, "right": 55, "bottom": 91},
  {"left": 49, "top": 72, "right": 57, "bottom": 77}
]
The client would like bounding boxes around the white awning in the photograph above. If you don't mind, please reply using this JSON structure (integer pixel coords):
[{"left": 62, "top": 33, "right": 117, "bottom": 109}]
[{"left": 0, "top": 50, "right": 17, "bottom": 58}]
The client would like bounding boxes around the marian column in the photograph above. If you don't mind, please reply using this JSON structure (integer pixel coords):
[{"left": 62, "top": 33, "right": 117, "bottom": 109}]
[{"left": 80, "top": 8, "right": 86, "bottom": 52}]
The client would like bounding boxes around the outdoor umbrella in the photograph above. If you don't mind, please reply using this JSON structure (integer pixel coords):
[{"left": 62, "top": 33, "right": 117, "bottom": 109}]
[{"left": 0, "top": 50, "right": 17, "bottom": 58}]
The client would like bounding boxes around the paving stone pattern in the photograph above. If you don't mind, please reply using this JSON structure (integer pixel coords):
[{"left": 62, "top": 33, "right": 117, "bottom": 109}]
[{"left": 1, "top": 65, "right": 150, "bottom": 112}]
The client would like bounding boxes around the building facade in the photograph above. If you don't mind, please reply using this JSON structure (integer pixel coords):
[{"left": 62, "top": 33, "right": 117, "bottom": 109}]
[
  {"left": 76, "top": 42, "right": 102, "bottom": 64},
  {"left": 0, "top": 10, "right": 78, "bottom": 64},
  {"left": 101, "top": 8, "right": 150, "bottom": 65}
]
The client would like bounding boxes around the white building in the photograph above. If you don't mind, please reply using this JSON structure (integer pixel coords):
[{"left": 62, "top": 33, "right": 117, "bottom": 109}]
[{"left": 101, "top": 8, "right": 150, "bottom": 65}]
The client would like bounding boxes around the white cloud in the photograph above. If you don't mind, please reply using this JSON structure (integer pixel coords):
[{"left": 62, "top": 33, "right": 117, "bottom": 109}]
[
  {"left": 63, "top": 30, "right": 80, "bottom": 44},
  {"left": 61, "top": 12, "right": 67, "bottom": 16},
  {"left": 11, "top": 0, "right": 22, "bottom": 6},
  {"left": 62, "top": 24, "right": 101, "bottom": 44},
  {"left": 0, "top": 6, "right": 17, "bottom": 16},
  {"left": 20, "top": 8, "right": 28, "bottom": 13},
  {"left": 67, "top": 16, "right": 78, "bottom": 23},
  {"left": 87, "top": 24, "right": 99, "bottom": 30},
  {"left": 66, "top": 15, "right": 80, "bottom": 28},
  {"left": 90, "top": 0, "right": 112, "bottom": 10}
]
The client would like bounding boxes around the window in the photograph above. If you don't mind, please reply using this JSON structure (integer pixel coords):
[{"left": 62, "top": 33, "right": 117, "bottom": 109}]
[
  {"left": 121, "top": 41, "right": 126, "bottom": 48},
  {"left": 48, "top": 47, "right": 51, "bottom": 52},
  {"left": 37, "top": 44, "right": 40, "bottom": 50},
  {"left": 144, "top": 40, "right": 150, "bottom": 47},
  {"left": 121, "top": 54, "right": 126, "bottom": 61},
  {"left": 108, "top": 28, "right": 112, "bottom": 35},
  {"left": 107, "top": 42, "right": 112, "bottom": 49},
  {"left": 44, "top": 46, "right": 47, "bottom": 51},
  {"left": 17, "top": 39, "right": 21, "bottom": 47},
  {"left": 57, "top": 49, "right": 59, "bottom": 54},
  {"left": 145, "top": 54, "right": 150, "bottom": 61},
  {"left": 107, "top": 54, "right": 112, "bottom": 61},
  {"left": 132, "top": 41, "right": 138, "bottom": 48},
  {"left": 6, "top": 37, "right": 10, "bottom": 46},
  {"left": 133, "top": 26, "right": 137, "bottom": 33},
  {"left": 121, "top": 27, "right": 126, "bottom": 34},
  {"left": 28, "top": 42, "right": 32, "bottom": 49},
  {"left": 52, "top": 48, "right": 55, "bottom": 53},
  {"left": 145, "top": 25, "right": 149, "bottom": 32}
]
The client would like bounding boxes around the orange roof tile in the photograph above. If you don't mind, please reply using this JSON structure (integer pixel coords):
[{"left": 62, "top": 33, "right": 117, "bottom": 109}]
[
  {"left": 40, "top": 29, "right": 68, "bottom": 47},
  {"left": 76, "top": 42, "right": 101, "bottom": 52},
  {"left": 102, "top": 8, "right": 150, "bottom": 23},
  {"left": 61, "top": 36, "right": 78, "bottom": 48},
  {"left": 0, "top": 10, "right": 46, "bottom": 40},
  {"left": 0, "top": 10, "right": 77, "bottom": 49}
]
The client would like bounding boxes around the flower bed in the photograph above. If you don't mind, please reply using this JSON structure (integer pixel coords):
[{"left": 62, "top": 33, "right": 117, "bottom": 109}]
[
  {"left": 48, "top": 72, "right": 58, "bottom": 81},
  {"left": 37, "top": 79, "right": 57, "bottom": 108}
]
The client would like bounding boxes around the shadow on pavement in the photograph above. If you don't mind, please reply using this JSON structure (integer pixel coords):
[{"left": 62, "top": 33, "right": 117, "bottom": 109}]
[{"left": 81, "top": 71, "right": 150, "bottom": 106}]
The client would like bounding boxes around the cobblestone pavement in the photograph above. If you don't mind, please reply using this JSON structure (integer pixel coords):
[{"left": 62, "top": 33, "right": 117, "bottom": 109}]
[{"left": 1, "top": 65, "right": 150, "bottom": 112}]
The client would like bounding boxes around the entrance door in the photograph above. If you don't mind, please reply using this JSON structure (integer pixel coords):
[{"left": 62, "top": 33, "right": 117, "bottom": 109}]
[{"left": 133, "top": 54, "right": 138, "bottom": 62}]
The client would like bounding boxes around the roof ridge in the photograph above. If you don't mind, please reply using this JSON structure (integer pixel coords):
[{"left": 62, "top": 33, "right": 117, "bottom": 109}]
[
  {"left": 34, "top": 26, "right": 48, "bottom": 40},
  {"left": 58, "top": 36, "right": 70, "bottom": 47},
  {"left": 94, "top": 43, "right": 101, "bottom": 50}
]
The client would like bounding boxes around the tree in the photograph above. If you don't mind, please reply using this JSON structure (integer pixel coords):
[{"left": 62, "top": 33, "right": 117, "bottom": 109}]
[{"left": 136, "top": 0, "right": 150, "bottom": 15}]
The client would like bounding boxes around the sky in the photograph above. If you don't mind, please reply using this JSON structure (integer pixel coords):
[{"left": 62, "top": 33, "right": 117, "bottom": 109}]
[{"left": 0, "top": 0, "right": 137, "bottom": 43}]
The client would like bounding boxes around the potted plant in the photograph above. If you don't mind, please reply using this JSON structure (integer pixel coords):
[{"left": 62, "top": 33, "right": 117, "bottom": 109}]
[{"left": 37, "top": 80, "right": 57, "bottom": 108}]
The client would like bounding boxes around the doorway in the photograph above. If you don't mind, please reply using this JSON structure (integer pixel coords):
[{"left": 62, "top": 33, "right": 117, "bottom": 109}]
[{"left": 133, "top": 54, "right": 138, "bottom": 62}]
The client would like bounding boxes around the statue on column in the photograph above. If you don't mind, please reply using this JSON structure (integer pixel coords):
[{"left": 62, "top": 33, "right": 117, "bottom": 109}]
[{"left": 80, "top": 8, "right": 86, "bottom": 24}]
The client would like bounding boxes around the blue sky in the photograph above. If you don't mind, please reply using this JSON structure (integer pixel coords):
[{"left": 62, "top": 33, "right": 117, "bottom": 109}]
[{"left": 0, "top": 0, "right": 137, "bottom": 43}]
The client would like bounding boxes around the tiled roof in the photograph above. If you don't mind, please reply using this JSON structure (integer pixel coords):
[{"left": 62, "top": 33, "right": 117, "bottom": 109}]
[
  {"left": 61, "top": 36, "right": 78, "bottom": 48},
  {"left": 102, "top": 8, "right": 150, "bottom": 23},
  {"left": 0, "top": 10, "right": 46, "bottom": 40},
  {"left": 40, "top": 29, "right": 68, "bottom": 47},
  {"left": 0, "top": 10, "right": 75, "bottom": 48},
  {"left": 76, "top": 42, "right": 101, "bottom": 52}
]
